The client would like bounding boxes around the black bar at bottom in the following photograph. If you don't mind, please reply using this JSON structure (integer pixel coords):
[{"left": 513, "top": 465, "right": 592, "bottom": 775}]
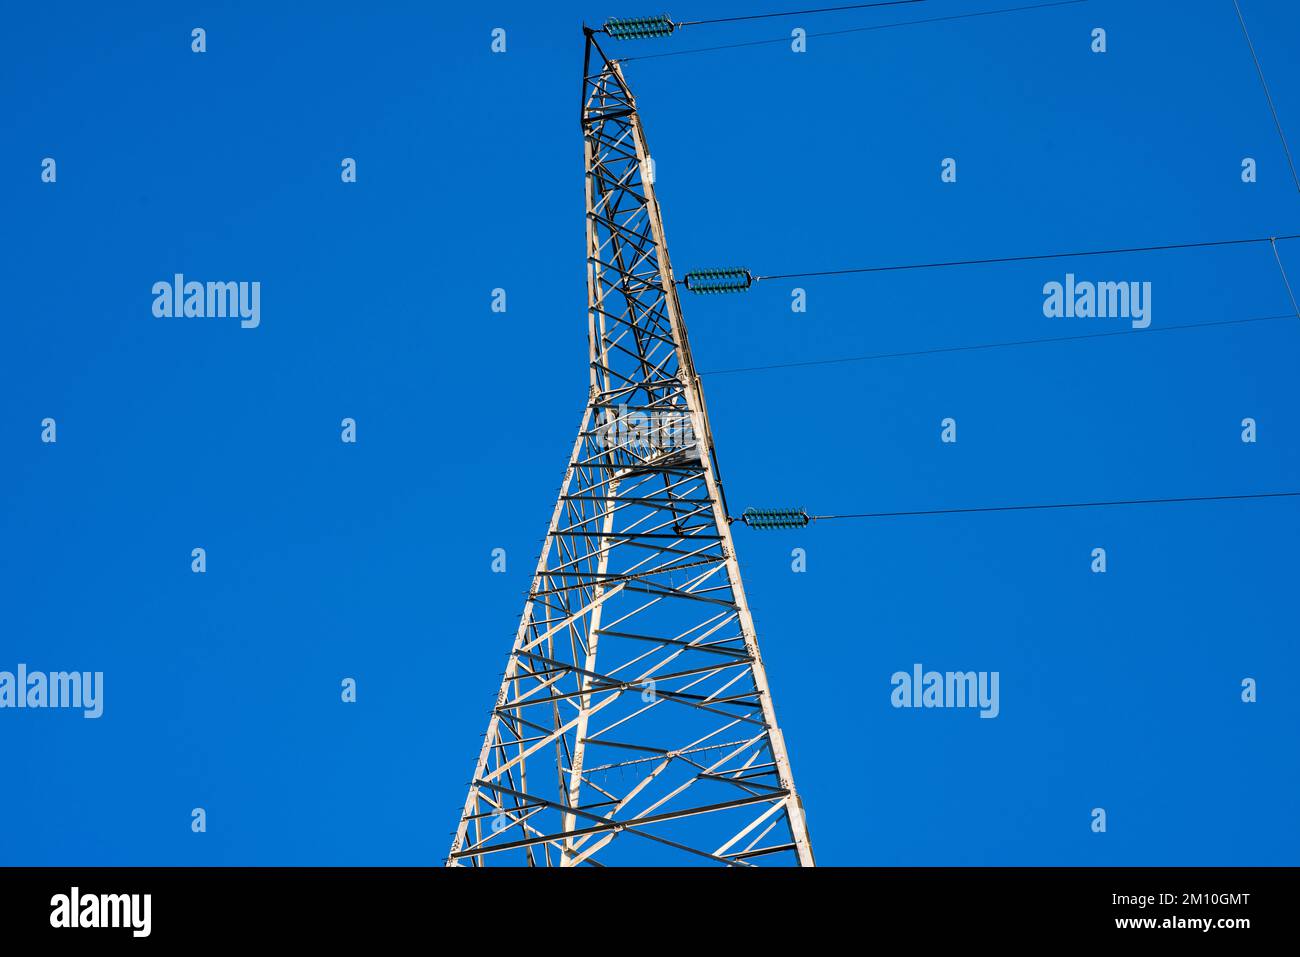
[{"left": 0, "top": 866, "right": 1286, "bottom": 942}]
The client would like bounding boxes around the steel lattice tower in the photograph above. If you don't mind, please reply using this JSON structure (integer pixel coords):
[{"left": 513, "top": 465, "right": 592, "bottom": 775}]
[{"left": 448, "top": 29, "right": 814, "bottom": 867}]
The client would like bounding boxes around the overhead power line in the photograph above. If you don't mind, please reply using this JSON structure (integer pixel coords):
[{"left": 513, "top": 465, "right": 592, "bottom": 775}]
[
  {"left": 1232, "top": 0, "right": 1300, "bottom": 193},
  {"left": 733, "top": 492, "right": 1300, "bottom": 528},
  {"left": 619, "top": 0, "right": 1087, "bottom": 62},
  {"left": 678, "top": 0, "right": 924, "bottom": 27},
  {"left": 699, "top": 312, "right": 1295, "bottom": 377},
  {"left": 807, "top": 491, "right": 1300, "bottom": 522},
  {"left": 746, "top": 234, "right": 1300, "bottom": 283},
  {"left": 1270, "top": 239, "right": 1300, "bottom": 318},
  {"left": 601, "top": 2, "right": 923, "bottom": 40}
]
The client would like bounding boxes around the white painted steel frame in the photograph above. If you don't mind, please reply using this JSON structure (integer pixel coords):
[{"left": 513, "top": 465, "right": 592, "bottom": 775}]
[{"left": 448, "top": 31, "right": 813, "bottom": 867}]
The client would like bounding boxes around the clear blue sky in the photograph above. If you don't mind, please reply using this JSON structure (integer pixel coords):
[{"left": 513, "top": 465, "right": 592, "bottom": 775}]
[{"left": 2, "top": 0, "right": 1297, "bottom": 865}]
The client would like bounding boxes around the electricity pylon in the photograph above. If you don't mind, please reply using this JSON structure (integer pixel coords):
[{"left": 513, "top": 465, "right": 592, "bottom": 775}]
[{"left": 448, "top": 29, "right": 814, "bottom": 867}]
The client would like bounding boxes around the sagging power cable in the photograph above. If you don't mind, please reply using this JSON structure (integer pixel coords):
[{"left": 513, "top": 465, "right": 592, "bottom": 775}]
[
  {"left": 735, "top": 492, "right": 1300, "bottom": 528},
  {"left": 681, "top": 234, "right": 1300, "bottom": 293},
  {"left": 616, "top": 0, "right": 1086, "bottom": 62},
  {"left": 678, "top": 0, "right": 924, "bottom": 27},
  {"left": 698, "top": 313, "right": 1296, "bottom": 377},
  {"left": 602, "top": 1, "right": 924, "bottom": 39},
  {"left": 1232, "top": 0, "right": 1300, "bottom": 194}
]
